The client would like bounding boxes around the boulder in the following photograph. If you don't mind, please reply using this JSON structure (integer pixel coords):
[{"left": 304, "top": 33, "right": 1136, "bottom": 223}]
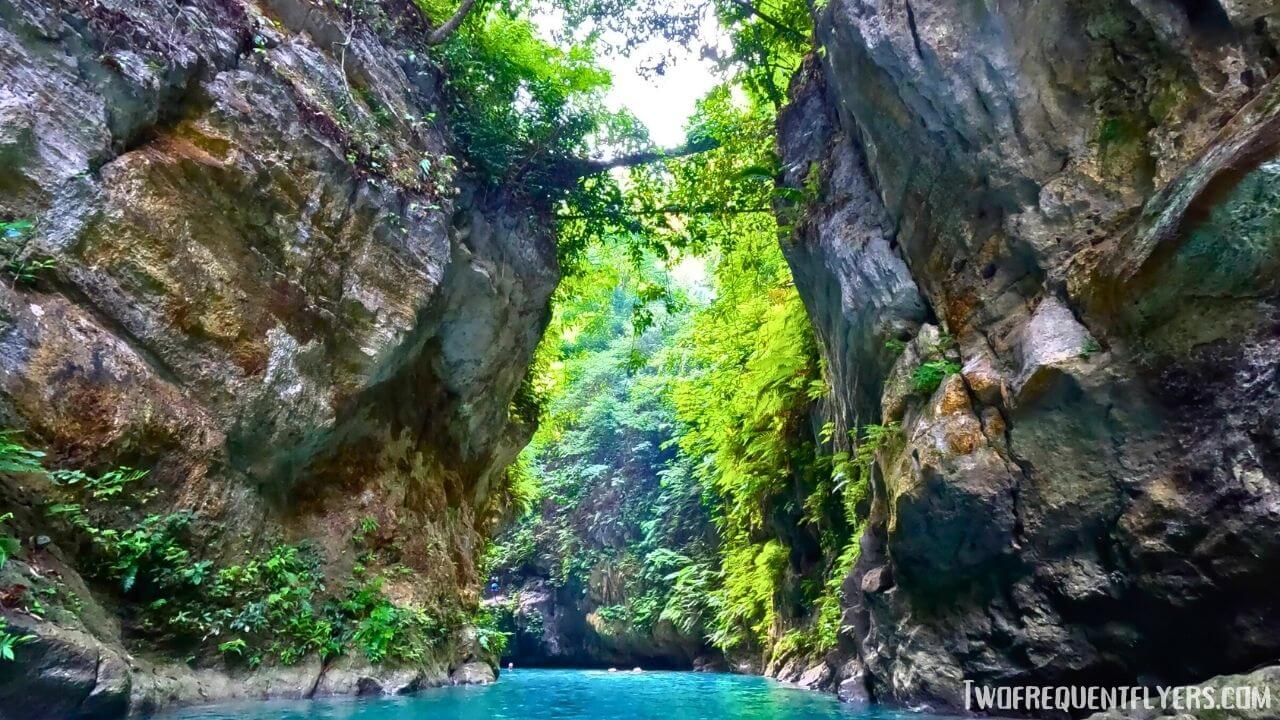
[{"left": 450, "top": 662, "right": 496, "bottom": 686}]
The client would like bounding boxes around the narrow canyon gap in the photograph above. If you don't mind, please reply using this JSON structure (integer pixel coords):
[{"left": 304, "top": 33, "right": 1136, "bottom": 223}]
[{"left": 0, "top": 0, "right": 1278, "bottom": 718}]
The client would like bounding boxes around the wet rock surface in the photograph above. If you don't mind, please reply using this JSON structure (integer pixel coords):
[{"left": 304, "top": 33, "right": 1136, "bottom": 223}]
[
  {"left": 0, "top": 0, "right": 552, "bottom": 716},
  {"left": 779, "top": 0, "right": 1280, "bottom": 711}
]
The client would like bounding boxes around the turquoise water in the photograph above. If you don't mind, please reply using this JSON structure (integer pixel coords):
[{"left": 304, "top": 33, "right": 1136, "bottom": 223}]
[{"left": 161, "top": 669, "right": 954, "bottom": 720}]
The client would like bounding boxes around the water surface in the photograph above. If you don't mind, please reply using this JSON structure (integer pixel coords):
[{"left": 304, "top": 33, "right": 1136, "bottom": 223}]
[{"left": 162, "top": 669, "right": 957, "bottom": 720}]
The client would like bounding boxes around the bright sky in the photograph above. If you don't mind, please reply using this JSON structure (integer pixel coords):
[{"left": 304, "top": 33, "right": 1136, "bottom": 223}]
[
  {"left": 532, "top": 5, "right": 727, "bottom": 149},
  {"left": 598, "top": 36, "right": 724, "bottom": 147}
]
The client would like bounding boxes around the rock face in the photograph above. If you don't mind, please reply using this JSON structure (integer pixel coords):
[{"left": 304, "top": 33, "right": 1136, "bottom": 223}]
[
  {"left": 779, "top": 0, "right": 1280, "bottom": 711},
  {"left": 1087, "top": 665, "right": 1280, "bottom": 720},
  {"left": 494, "top": 575, "right": 713, "bottom": 670},
  {"left": 488, "top": 439, "right": 717, "bottom": 669},
  {"left": 0, "top": 0, "right": 552, "bottom": 716}
]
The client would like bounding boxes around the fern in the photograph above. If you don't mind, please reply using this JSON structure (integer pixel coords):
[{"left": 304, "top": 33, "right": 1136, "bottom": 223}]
[
  {"left": 911, "top": 359, "right": 961, "bottom": 395},
  {"left": 0, "top": 432, "right": 45, "bottom": 475}
]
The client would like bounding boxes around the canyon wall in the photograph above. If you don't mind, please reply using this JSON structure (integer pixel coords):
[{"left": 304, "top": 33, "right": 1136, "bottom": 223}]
[
  {"left": 778, "top": 0, "right": 1280, "bottom": 710},
  {"left": 0, "top": 0, "right": 555, "bottom": 716}
]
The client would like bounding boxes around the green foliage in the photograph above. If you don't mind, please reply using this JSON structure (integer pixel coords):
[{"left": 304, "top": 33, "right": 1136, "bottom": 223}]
[
  {"left": 49, "top": 466, "right": 148, "bottom": 500},
  {"left": 709, "top": 540, "right": 787, "bottom": 651},
  {"left": 338, "top": 578, "right": 444, "bottom": 664},
  {"left": 0, "top": 219, "right": 32, "bottom": 238},
  {"left": 0, "top": 630, "right": 34, "bottom": 662},
  {"left": 414, "top": 0, "right": 625, "bottom": 194},
  {"left": 911, "top": 360, "right": 961, "bottom": 395},
  {"left": 217, "top": 638, "right": 247, "bottom": 657},
  {"left": 353, "top": 516, "right": 381, "bottom": 546},
  {"left": 0, "top": 431, "right": 46, "bottom": 474},
  {"left": 0, "top": 219, "right": 55, "bottom": 285},
  {"left": 202, "top": 544, "right": 336, "bottom": 666},
  {"left": 478, "top": 0, "right": 865, "bottom": 663},
  {"left": 96, "top": 512, "right": 199, "bottom": 594},
  {"left": 556, "top": 0, "right": 812, "bottom": 108},
  {"left": 484, "top": 242, "right": 719, "bottom": 649},
  {"left": 473, "top": 607, "right": 510, "bottom": 657},
  {"left": 809, "top": 537, "right": 861, "bottom": 655},
  {"left": 0, "top": 513, "right": 19, "bottom": 570},
  {"left": 658, "top": 559, "right": 719, "bottom": 635},
  {"left": 0, "top": 430, "right": 453, "bottom": 669},
  {"left": 854, "top": 423, "right": 901, "bottom": 479},
  {"left": 499, "top": 453, "right": 543, "bottom": 520},
  {"left": 662, "top": 145, "right": 837, "bottom": 655}
]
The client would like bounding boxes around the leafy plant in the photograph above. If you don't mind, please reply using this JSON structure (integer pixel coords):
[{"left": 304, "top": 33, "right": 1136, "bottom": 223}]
[
  {"left": 0, "top": 220, "right": 32, "bottom": 238},
  {"left": 5, "top": 257, "right": 56, "bottom": 285},
  {"left": 33, "top": 454, "right": 449, "bottom": 669},
  {"left": 414, "top": 0, "right": 623, "bottom": 195},
  {"left": 659, "top": 560, "right": 719, "bottom": 635},
  {"left": 93, "top": 512, "right": 196, "bottom": 593},
  {"left": 911, "top": 359, "right": 961, "bottom": 395},
  {"left": 50, "top": 467, "right": 148, "bottom": 500},
  {"left": 474, "top": 607, "right": 510, "bottom": 657},
  {"left": 0, "top": 219, "right": 55, "bottom": 285},
  {"left": 0, "top": 432, "right": 45, "bottom": 475},
  {"left": 0, "top": 630, "right": 34, "bottom": 661},
  {"left": 337, "top": 578, "right": 443, "bottom": 665},
  {"left": 218, "top": 638, "right": 247, "bottom": 656},
  {"left": 0, "top": 513, "right": 20, "bottom": 569}
]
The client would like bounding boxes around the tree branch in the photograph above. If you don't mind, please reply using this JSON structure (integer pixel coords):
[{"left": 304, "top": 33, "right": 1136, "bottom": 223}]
[
  {"left": 558, "top": 204, "right": 774, "bottom": 220},
  {"left": 426, "top": 0, "right": 479, "bottom": 45},
  {"left": 553, "top": 137, "right": 719, "bottom": 179},
  {"left": 728, "top": 0, "right": 808, "bottom": 44}
]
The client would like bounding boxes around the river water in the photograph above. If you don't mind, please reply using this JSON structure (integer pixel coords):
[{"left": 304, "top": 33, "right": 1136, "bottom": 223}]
[{"left": 161, "top": 669, "right": 961, "bottom": 720}]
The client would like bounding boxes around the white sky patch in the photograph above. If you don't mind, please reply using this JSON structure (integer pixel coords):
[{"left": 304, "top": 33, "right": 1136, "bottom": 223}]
[
  {"left": 668, "top": 253, "right": 711, "bottom": 302},
  {"left": 599, "top": 38, "right": 724, "bottom": 147},
  {"left": 531, "top": 5, "right": 728, "bottom": 149}
]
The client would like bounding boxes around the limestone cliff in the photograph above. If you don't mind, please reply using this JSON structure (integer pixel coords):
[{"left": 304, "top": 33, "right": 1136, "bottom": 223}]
[
  {"left": 778, "top": 0, "right": 1280, "bottom": 710},
  {"left": 0, "top": 0, "right": 555, "bottom": 716}
]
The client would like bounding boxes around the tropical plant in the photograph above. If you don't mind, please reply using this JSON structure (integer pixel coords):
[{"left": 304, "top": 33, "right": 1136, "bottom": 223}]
[
  {"left": 911, "top": 359, "right": 961, "bottom": 395},
  {"left": 0, "top": 513, "right": 19, "bottom": 569},
  {"left": 0, "top": 630, "right": 34, "bottom": 662},
  {"left": 0, "top": 432, "right": 45, "bottom": 475}
]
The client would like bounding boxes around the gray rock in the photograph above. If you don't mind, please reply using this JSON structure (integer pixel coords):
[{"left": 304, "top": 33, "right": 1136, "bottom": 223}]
[
  {"left": 795, "top": 662, "right": 833, "bottom": 691},
  {"left": 835, "top": 660, "right": 870, "bottom": 706},
  {"left": 450, "top": 662, "right": 496, "bottom": 686},
  {"left": 1087, "top": 665, "right": 1280, "bottom": 720},
  {"left": 780, "top": 0, "right": 1280, "bottom": 711},
  {"left": 859, "top": 565, "right": 892, "bottom": 594},
  {"left": 0, "top": 615, "right": 130, "bottom": 720}
]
